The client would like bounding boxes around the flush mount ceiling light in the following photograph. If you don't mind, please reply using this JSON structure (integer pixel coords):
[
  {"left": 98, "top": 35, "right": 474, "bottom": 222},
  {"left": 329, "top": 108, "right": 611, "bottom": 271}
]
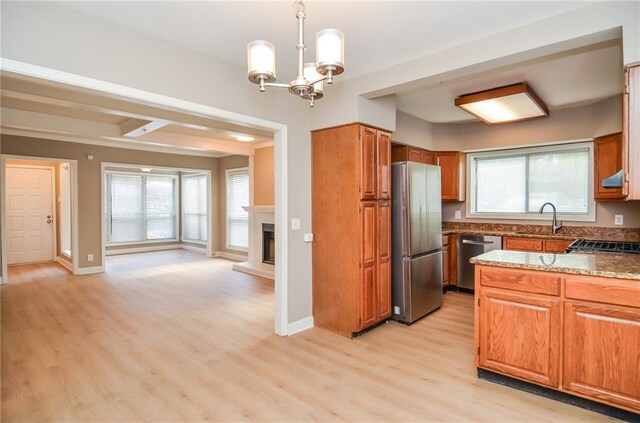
[
  {"left": 140, "top": 168, "right": 152, "bottom": 173},
  {"left": 246, "top": 0, "right": 344, "bottom": 107},
  {"left": 454, "top": 83, "right": 549, "bottom": 125},
  {"left": 234, "top": 134, "right": 255, "bottom": 142}
]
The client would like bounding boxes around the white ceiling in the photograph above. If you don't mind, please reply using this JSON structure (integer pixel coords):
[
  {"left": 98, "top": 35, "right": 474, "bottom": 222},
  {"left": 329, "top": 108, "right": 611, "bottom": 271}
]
[
  {"left": 396, "top": 39, "right": 624, "bottom": 123},
  {"left": 60, "top": 1, "right": 593, "bottom": 83}
]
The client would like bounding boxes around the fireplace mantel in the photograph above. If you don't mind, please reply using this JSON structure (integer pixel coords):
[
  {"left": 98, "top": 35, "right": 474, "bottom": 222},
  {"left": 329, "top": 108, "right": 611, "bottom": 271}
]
[{"left": 233, "top": 205, "right": 275, "bottom": 279}]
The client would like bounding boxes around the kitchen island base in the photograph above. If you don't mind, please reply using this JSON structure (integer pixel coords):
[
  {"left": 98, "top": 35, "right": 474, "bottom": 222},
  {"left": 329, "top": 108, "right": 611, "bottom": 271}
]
[{"left": 478, "top": 369, "right": 640, "bottom": 422}]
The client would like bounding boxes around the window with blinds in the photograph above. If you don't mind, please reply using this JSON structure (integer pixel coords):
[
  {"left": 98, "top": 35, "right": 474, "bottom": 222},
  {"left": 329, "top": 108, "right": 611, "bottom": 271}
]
[
  {"left": 226, "top": 168, "right": 249, "bottom": 250},
  {"left": 104, "top": 173, "right": 178, "bottom": 244},
  {"left": 469, "top": 142, "right": 594, "bottom": 220},
  {"left": 182, "top": 174, "right": 208, "bottom": 243}
]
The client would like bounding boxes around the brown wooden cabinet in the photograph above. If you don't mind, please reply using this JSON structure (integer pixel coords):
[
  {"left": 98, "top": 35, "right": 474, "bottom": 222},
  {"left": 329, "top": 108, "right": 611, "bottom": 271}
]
[
  {"left": 421, "top": 150, "right": 434, "bottom": 165},
  {"left": 442, "top": 235, "right": 450, "bottom": 286},
  {"left": 624, "top": 63, "right": 640, "bottom": 200},
  {"left": 478, "top": 288, "right": 560, "bottom": 387},
  {"left": 434, "top": 152, "right": 466, "bottom": 202},
  {"left": 503, "top": 236, "right": 572, "bottom": 254},
  {"left": 312, "top": 123, "right": 392, "bottom": 337},
  {"left": 475, "top": 265, "right": 640, "bottom": 414},
  {"left": 594, "top": 132, "right": 624, "bottom": 200},
  {"left": 563, "top": 301, "right": 640, "bottom": 411}
]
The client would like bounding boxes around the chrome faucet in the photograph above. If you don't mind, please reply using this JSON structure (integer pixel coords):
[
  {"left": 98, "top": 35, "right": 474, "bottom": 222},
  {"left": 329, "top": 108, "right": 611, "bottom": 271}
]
[{"left": 538, "top": 202, "right": 562, "bottom": 234}]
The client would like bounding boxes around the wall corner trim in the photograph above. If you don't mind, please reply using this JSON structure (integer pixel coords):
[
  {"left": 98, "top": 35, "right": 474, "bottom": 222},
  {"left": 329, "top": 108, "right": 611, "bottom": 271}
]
[
  {"left": 287, "top": 316, "right": 314, "bottom": 336},
  {"left": 76, "top": 266, "right": 105, "bottom": 275}
]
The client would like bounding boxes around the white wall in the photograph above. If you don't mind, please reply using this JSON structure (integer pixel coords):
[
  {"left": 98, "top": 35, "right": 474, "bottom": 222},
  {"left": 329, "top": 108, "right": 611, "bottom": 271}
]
[{"left": 392, "top": 110, "right": 436, "bottom": 150}]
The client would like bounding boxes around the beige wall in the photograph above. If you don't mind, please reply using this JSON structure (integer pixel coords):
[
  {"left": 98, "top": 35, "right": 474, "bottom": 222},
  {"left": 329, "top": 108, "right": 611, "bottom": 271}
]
[
  {"left": 1, "top": 135, "right": 219, "bottom": 269},
  {"left": 217, "top": 154, "right": 250, "bottom": 256},
  {"left": 431, "top": 95, "right": 640, "bottom": 228},
  {"left": 254, "top": 146, "right": 274, "bottom": 206}
]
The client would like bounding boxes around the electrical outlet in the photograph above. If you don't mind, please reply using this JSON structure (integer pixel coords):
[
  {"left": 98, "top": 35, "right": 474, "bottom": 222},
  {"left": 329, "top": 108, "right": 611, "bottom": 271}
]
[
  {"left": 394, "top": 306, "right": 400, "bottom": 315},
  {"left": 87, "top": 254, "right": 94, "bottom": 262},
  {"left": 454, "top": 210, "right": 462, "bottom": 219},
  {"left": 291, "top": 218, "right": 301, "bottom": 230},
  {"left": 303, "top": 233, "right": 314, "bottom": 242},
  {"left": 614, "top": 215, "right": 624, "bottom": 226}
]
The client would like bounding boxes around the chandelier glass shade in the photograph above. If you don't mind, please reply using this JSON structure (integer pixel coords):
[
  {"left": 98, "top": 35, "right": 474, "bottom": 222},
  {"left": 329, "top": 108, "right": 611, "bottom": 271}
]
[{"left": 246, "top": 0, "right": 344, "bottom": 107}]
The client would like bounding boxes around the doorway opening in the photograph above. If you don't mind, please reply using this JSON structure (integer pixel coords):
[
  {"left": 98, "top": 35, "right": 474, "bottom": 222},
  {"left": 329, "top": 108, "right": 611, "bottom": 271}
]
[{"left": 1, "top": 156, "right": 79, "bottom": 280}]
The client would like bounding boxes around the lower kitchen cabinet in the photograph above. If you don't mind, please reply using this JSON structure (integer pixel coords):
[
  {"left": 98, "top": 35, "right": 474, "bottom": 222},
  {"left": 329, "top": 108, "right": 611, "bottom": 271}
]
[
  {"left": 442, "top": 234, "right": 456, "bottom": 286},
  {"left": 478, "top": 288, "right": 560, "bottom": 388},
  {"left": 563, "top": 301, "right": 640, "bottom": 411},
  {"left": 475, "top": 265, "right": 640, "bottom": 414}
]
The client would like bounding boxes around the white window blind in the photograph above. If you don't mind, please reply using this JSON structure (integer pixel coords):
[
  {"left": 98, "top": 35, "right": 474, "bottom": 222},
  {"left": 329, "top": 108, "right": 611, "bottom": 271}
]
[
  {"left": 469, "top": 143, "right": 593, "bottom": 220},
  {"left": 104, "top": 172, "right": 177, "bottom": 244},
  {"left": 226, "top": 168, "right": 249, "bottom": 250},
  {"left": 182, "top": 174, "right": 208, "bottom": 242}
]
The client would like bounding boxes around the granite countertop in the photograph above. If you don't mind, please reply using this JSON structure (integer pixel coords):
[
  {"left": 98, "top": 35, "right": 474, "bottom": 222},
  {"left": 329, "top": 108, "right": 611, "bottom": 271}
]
[
  {"left": 470, "top": 250, "right": 640, "bottom": 280},
  {"left": 442, "top": 229, "right": 575, "bottom": 240}
]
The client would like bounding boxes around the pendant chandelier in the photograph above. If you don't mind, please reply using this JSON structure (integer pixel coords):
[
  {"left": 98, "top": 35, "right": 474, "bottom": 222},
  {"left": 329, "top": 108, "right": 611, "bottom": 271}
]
[{"left": 246, "top": 0, "right": 345, "bottom": 107}]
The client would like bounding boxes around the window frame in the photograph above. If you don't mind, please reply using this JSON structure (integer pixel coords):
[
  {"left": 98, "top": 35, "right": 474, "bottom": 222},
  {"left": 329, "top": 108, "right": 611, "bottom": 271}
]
[
  {"left": 180, "top": 173, "right": 209, "bottom": 245},
  {"left": 225, "top": 167, "right": 250, "bottom": 252},
  {"left": 104, "top": 170, "right": 179, "bottom": 246},
  {"left": 466, "top": 141, "right": 596, "bottom": 222}
]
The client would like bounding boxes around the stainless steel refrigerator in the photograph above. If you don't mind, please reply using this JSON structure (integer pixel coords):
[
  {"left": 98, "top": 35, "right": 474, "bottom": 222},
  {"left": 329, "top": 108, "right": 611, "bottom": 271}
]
[{"left": 391, "top": 162, "right": 443, "bottom": 324}]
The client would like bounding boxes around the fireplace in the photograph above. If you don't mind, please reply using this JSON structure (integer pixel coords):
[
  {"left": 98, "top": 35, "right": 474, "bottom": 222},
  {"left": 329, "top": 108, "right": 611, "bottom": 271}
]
[{"left": 262, "top": 223, "right": 275, "bottom": 265}]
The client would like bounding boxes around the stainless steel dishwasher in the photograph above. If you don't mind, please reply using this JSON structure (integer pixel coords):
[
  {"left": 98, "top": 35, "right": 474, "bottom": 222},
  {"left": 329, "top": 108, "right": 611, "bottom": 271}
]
[{"left": 457, "top": 235, "right": 503, "bottom": 290}]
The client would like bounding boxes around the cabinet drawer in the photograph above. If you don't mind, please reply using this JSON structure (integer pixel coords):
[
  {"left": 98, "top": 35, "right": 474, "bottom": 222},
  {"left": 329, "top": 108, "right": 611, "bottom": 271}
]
[
  {"left": 565, "top": 276, "right": 640, "bottom": 308},
  {"left": 479, "top": 267, "right": 560, "bottom": 296},
  {"left": 544, "top": 239, "right": 572, "bottom": 253},
  {"left": 504, "top": 237, "right": 543, "bottom": 252}
]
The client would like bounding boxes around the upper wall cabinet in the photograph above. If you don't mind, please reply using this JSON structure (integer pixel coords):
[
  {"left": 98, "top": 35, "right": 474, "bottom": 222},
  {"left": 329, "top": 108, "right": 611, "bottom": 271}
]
[
  {"left": 624, "top": 63, "right": 640, "bottom": 200},
  {"left": 434, "top": 152, "right": 466, "bottom": 202},
  {"left": 594, "top": 132, "right": 625, "bottom": 200}
]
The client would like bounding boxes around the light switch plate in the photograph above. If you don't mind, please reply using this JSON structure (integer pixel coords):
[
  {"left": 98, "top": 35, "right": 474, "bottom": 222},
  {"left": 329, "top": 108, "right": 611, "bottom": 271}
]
[
  {"left": 614, "top": 215, "right": 623, "bottom": 226},
  {"left": 454, "top": 210, "right": 462, "bottom": 219},
  {"left": 303, "top": 233, "right": 314, "bottom": 242},
  {"left": 87, "top": 254, "right": 94, "bottom": 262},
  {"left": 291, "top": 218, "right": 301, "bottom": 230}
]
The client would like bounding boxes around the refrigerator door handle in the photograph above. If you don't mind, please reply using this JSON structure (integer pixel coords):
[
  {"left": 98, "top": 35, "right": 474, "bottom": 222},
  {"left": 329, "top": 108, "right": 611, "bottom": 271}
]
[{"left": 462, "top": 239, "right": 496, "bottom": 246}]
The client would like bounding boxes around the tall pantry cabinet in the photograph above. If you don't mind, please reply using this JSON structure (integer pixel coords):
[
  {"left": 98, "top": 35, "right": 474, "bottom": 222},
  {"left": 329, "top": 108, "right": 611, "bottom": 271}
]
[{"left": 312, "top": 123, "right": 392, "bottom": 338}]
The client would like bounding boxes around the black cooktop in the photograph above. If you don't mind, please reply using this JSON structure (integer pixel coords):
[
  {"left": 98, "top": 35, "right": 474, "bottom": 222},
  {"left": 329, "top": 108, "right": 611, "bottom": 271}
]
[{"left": 566, "top": 239, "right": 640, "bottom": 254}]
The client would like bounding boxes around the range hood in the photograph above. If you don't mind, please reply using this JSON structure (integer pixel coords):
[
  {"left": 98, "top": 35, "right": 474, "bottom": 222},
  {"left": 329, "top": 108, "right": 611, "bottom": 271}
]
[{"left": 602, "top": 169, "right": 624, "bottom": 188}]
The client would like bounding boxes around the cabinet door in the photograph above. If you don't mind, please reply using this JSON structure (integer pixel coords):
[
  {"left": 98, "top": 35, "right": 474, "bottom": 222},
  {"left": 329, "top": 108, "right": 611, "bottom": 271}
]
[
  {"left": 479, "top": 289, "right": 560, "bottom": 387},
  {"left": 594, "top": 133, "right": 624, "bottom": 200},
  {"left": 377, "top": 131, "right": 391, "bottom": 199},
  {"left": 421, "top": 150, "right": 434, "bottom": 165},
  {"left": 360, "top": 202, "right": 377, "bottom": 328},
  {"left": 543, "top": 239, "right": 572, "bottom": 253},
  {"left": 442, "top": 245, "right": 450, "bottom": 286},
  {"left": 435, "top": 152, "right": 465, "bottom": 201},
  {"left": 408, "top": 147, "right": 422, "bottom": 162},
  {"left": 360, "top": 126, "right": 377, "bottom": 200},
  {"left": 377, "top": 201, "right": 391, "bottom": 320},
  {"left": 563, "top": 301, "right": 640, "bottom": 411}
]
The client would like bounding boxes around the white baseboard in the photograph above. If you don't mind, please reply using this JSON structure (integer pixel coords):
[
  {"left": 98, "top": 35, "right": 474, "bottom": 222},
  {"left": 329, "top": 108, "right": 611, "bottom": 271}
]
[
  {"left": 55, "top": 256, "right": 73, "bottom": 272},
  {"left": 214, "top": 251, "right": 248, "bottom": 262},
  {"left": 181, "top": 244, "right": 207, "bottom": 253},
  {"left": 106, "top": 244, "right": 181, "bottom": 256},
  {"left": 76, "top": 266, "right": 105, "bottom": 275},
  {"left": 287, "top": 316, "right": 314, "bottom": 336}
]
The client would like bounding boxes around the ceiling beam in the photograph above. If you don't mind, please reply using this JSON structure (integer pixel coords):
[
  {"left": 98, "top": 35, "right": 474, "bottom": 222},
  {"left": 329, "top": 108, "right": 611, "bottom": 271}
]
[
  {"left": 0, "top": 85, "right": 274, "bottom": 139},
  {"left": 0, "top": 107, "right": 256, "bottom": 156},
  {"left": 120, "top": 118, "right": 169, "bottom": 137}
]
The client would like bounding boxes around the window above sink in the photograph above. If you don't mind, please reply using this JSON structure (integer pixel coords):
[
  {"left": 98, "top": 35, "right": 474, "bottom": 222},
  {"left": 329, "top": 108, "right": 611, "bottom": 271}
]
[{"left": 467, "top": 141, "right": 595, "bottom": 222}]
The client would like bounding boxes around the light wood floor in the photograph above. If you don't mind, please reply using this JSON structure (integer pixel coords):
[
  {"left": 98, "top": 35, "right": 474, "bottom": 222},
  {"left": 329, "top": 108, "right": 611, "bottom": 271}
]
[{"left": 2, "top": 250, "right": 615, "bottom": 422}]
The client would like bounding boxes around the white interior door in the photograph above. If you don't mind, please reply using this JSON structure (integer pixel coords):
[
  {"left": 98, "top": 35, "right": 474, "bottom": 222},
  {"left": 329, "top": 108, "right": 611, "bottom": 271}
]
[{"left": 6, "top": 167, "right": 54, "bottom": 265}]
